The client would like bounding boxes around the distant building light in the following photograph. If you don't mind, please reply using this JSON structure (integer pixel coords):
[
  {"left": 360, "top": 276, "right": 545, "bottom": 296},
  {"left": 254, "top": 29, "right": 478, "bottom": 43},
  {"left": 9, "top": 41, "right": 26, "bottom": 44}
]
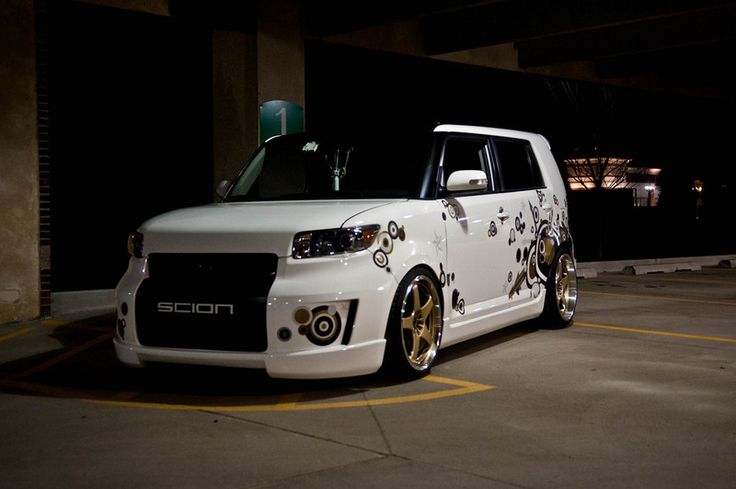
[
  {"left": 564, "top": 155, "right": 663, "bottom": 207},
  {"left": 563, "top": 156, "right": 633, "bottom": 190}
]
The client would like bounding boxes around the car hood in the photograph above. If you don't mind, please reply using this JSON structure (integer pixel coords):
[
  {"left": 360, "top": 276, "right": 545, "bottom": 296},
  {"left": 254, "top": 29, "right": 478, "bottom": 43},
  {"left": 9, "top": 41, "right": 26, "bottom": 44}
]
[{"left": 139, "top": 200, "right": 401, "bottom": 256}]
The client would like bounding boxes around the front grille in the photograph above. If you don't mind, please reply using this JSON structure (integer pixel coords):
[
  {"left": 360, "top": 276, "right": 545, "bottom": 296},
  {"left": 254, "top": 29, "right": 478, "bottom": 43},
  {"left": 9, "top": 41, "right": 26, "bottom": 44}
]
[{"left": 135, "top": 253, "right": 278, "bottom": 352}]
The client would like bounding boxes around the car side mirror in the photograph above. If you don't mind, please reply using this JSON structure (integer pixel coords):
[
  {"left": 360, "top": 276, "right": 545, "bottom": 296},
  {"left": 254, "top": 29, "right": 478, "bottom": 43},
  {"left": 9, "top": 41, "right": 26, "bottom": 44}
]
[
  {"left": 215, "top": 179, "right": 231, "bottom": 200},
  {"left": 446, "top": 170, "right": 488, "bottom": 192}
]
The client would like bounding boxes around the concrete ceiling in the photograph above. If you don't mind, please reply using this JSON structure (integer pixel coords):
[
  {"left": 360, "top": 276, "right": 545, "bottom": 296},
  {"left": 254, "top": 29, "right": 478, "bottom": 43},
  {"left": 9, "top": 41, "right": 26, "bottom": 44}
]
[
  {"left": 168, "top": 0, "right": 736, "bottom": 98},
  {"left": 305, "top": 0, "right": 736, "bottom": 98}
]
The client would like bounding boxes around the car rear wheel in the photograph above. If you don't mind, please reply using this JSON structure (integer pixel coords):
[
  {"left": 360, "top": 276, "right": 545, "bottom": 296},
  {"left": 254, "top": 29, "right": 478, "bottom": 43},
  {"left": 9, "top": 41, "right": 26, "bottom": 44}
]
[
  {"left": 383, "top": 269, "right": 443, "bottom": 377},
  {"left": 542, "top": 248, "right": 578, "bottom": 328}
]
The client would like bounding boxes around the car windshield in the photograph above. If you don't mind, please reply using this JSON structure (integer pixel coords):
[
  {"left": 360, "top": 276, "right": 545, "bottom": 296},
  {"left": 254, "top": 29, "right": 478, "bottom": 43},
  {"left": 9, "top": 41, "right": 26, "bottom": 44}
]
[{"left": 224, "top": 132, "right": 433, "bottom": 201}]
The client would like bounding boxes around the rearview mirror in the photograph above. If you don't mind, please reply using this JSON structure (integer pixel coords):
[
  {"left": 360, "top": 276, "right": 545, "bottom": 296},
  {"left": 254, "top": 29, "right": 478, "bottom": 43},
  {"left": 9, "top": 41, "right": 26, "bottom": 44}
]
[
  {"left": 215, "top": 180, "right": 231, "bottom": 200},
  {"left": 446, "top": 170, "right": 488, "bottom": 192}
]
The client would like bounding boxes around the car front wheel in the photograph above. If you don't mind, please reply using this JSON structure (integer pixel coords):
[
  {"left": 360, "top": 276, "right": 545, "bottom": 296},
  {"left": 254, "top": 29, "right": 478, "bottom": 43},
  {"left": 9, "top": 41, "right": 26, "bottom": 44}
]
[{"left": 383, "top": 269, "right": 443, "bottom": 377}]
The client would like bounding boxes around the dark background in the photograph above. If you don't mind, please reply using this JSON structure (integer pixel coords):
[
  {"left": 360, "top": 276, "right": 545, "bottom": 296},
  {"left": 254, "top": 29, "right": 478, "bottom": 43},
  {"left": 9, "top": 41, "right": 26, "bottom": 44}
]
[
  {"left": 47, "top": 1, "right": 212, "bottom": 290},
  {"left": 46, "top": 2, "right": 735, "bottom": 290},
  {"left": 307, "top": 42, "right": 735, "bottom": 261}
]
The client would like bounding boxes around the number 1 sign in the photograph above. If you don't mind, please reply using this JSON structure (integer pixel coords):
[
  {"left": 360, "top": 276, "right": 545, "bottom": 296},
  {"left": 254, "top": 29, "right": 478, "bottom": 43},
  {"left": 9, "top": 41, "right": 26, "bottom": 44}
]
[{"left": 259, "top": 100, "right": 305, "bottom": 144}]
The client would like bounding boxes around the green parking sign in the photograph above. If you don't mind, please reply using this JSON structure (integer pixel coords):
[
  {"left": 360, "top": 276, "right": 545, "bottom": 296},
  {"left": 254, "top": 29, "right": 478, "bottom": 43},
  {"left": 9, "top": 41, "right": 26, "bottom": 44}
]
[{"left": 259, "top": 100, "right": 304, "bottom": 144}]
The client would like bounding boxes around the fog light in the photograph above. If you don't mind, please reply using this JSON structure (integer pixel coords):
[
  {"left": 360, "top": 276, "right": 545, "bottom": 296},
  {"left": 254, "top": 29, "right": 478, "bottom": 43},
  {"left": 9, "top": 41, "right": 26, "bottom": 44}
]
[
  {"left": 293, "top": 302, "right": 356, "bottom": 346},
  {"left": 277, "top": 327, "right": 292, "bottom": 342},
  {"left": 306, "top": 306, "right": 341, "bottom": 346}
]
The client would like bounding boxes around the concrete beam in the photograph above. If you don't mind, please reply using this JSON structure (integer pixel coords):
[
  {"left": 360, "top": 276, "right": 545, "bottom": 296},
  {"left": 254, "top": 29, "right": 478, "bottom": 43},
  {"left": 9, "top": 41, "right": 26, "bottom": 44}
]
[{"left": 73, "top": 0, "right": 169, "bottom": 17}]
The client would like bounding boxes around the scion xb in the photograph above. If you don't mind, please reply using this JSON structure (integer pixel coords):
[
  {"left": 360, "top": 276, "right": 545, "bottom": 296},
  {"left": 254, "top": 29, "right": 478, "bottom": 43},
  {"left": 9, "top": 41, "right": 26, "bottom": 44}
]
[{"left": 115, "top": 125, "right": 578, "bottom": 378}]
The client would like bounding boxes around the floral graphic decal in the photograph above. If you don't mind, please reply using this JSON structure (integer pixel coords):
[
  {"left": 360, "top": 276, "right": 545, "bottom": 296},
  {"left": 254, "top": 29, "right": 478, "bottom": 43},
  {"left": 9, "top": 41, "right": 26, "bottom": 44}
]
[
  {"left": 506, "top": 192, "right": 571, "bottom": 298},
  {"left": 441, "top": 199, "right": 460, "bottom": 222},
  {"left": 438, "top": 262, "right": 465, "bottom": 315},
  {"left": 372, "top": 220, "right": 405, "bottom": 269},
  {"left": 487, "top": 220, "right": 498, "bottom": 237}
]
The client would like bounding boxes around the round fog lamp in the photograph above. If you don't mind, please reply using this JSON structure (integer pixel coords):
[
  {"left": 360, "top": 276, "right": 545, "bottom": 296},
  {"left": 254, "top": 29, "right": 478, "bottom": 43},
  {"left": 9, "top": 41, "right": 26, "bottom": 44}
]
[{"left": 277, "top": 327, "right": 292, "bottom": 342}]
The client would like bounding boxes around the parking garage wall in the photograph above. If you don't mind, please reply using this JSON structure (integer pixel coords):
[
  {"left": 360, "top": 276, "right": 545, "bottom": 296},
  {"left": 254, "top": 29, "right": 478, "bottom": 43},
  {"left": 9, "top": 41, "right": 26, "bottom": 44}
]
[{"left": 0, "top": 0, "right": 39, "bottom": 324}]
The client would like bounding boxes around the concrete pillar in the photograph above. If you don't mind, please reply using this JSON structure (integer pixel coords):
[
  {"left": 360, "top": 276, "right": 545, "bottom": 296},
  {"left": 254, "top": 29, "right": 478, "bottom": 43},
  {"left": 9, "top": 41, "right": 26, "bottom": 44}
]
[
  {"left": 212, "top": 0, "right": 305, "bottom": 187},
  {"left": 212, "top": 31, "right": 259, "bottom": 187},
  {"left": 257, "top": 0, "right": 305, "bottom": 107},
  {"left": 0, "top": 0, "right": 39, "bottom": 323}
]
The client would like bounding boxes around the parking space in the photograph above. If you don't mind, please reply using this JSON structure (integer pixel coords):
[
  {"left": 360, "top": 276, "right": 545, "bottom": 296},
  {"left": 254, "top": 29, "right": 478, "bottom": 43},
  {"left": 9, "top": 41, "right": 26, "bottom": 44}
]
[{"left": 1, "top": 268, "right": 735, "bottom": 488}]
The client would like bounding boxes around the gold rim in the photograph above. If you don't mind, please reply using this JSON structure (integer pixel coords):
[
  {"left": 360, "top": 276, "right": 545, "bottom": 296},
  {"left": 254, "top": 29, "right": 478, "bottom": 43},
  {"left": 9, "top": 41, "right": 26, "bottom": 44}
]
[{"left": 399, "top": 275, "right": 442, "bottom": 371}]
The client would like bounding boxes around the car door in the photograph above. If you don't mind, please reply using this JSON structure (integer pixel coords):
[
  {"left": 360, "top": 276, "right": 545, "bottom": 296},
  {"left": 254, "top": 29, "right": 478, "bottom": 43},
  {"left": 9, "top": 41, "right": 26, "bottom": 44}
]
[
  {"left": 439, "top": 135, "right": 511, "bottom": 323},
  {"left": 488, "top": 135, "right": 550, "bottom": 306}
]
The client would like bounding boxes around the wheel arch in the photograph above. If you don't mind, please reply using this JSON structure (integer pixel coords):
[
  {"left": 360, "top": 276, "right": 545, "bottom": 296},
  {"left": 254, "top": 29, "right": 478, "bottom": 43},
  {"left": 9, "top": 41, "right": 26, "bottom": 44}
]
[
  {"left": 380, "top": 263, "right": 446, "bottom": 377},
  {"left": 541, "top": 245, "right": 578, "bottom": 328},
  {"left": 387, "top": 262, "right": 445, "bottom": 335}
]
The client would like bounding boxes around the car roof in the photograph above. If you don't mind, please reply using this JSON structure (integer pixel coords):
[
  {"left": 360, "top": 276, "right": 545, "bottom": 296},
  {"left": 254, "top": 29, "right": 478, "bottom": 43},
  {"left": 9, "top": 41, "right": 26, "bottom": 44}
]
[{"left": 434, "top": 124, "right": 551, "bottom": 149}]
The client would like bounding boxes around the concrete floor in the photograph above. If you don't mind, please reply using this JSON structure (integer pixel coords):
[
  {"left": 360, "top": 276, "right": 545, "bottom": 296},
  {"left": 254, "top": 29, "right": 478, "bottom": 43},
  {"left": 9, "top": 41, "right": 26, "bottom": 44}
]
[{"left": 1, "top": 268, "right": 735, "bottom": 488}]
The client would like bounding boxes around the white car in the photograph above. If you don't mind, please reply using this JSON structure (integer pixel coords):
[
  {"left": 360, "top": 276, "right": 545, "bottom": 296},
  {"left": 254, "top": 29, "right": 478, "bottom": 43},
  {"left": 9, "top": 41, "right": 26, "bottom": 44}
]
[{"left": 114, "top": 124, "right": 577, "bottom": 379}]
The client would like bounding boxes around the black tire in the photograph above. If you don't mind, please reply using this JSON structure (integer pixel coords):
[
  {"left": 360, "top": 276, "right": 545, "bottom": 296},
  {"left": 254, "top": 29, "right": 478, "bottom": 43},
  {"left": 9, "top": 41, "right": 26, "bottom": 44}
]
[
  {"left": 541, "top": 248, "right": 578, "bottom": 329},
  {"left": 381, "top": 268, "right": 443, "bottom": 378}
]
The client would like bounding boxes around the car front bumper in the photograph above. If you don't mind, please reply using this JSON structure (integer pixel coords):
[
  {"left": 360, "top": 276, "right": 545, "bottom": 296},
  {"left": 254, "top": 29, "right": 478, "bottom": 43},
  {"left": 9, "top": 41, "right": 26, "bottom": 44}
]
[
  {"left": 113, "top": 337, "right": 386, "bottom": 379},
  {"left": 114, "top": 251, "right": 397, "bottom": 379}
]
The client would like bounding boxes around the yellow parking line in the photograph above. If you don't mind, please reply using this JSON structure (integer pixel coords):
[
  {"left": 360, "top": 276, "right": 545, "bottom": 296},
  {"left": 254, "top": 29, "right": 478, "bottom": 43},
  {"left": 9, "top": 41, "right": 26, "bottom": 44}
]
[
  {"left": 41, "top": 319, "right": 70, "bottom": 328},
  {"left": 110, "top": 391, "right": 141, "bottom": 402},
  {"left": 575, "top": 321, "right": 736, "bottom": 344},
  {"left": 88, "top": 375, "right": 494, "bottom": 412},
  {"left": 655, "top": 276, "right": 736, "bottom": 285},
  {"left": 0, "top": 378, "right": 92, "bottom": 399},
  {"left": 704, "top": 267, "right": 736, "bottom": 273},
  {"left": 584, "top": 290, "right": 736, "bottom": 306},
  {"left": 6, "top": 334, "right": 113, "bottom": 381},
  {"left": 424, "top": 374, "right": 489, "bottom": 389},
  {"left": 41, "top": 320, "right": 111, "bottom": 333},
  {"left": 273, "top": 393, "right": 304, "bottom": 410},
  {"left": 0, "top": 327, "right": 33, "bottom": 343},
  {"left": 0, "top": 323, "right": 493, "bottom": 412}
]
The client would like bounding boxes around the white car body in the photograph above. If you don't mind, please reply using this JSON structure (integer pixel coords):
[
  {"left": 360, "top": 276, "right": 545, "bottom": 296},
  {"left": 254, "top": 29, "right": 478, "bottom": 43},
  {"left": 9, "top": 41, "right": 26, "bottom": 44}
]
[{"left": 115, "top": 124, "right": 576, "bottom": 378}]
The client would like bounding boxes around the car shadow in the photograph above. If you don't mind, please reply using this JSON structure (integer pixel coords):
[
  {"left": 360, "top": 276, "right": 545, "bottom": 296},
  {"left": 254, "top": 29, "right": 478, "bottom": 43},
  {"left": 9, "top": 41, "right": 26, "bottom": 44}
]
[
  {"left": 433, "top": 319, "right": 539, "bottom": 367},
  {"left": 0, "top": 313, "right": 539, "bottom": 407}
]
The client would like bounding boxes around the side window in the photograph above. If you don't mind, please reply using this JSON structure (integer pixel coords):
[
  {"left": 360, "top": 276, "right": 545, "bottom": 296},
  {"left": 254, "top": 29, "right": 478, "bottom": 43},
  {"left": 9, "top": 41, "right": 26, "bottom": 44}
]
[
  {"left": 493, "top": 138, "right": 544, "bottom": 191},
  {"left": 440, "top": 138, "right": 489, "bottom": 192}
]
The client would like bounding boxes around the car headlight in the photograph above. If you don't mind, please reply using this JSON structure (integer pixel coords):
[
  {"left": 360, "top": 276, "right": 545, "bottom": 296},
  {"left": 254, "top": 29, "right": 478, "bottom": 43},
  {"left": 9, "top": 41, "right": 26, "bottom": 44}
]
[
  {"left": 127, "top": 231, "right": 144, "bottom": 258},
  {"left": 292, "top": 225, "right": 380, "bottom": 259}
]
